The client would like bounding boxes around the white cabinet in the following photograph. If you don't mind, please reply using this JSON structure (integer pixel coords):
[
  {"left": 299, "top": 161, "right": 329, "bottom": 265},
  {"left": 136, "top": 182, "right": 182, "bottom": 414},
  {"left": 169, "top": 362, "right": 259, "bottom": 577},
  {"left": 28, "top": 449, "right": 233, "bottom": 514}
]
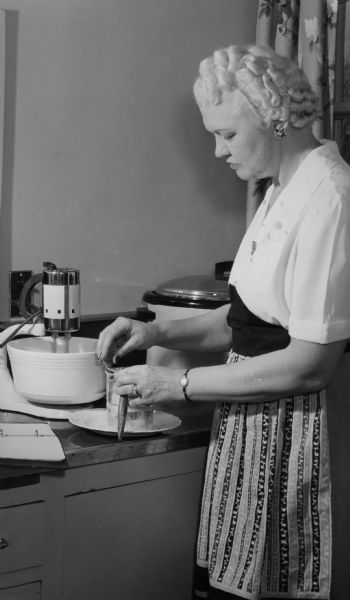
[
  {"left": 62, "top": 471, "right": 203, "bottom": 600},
  {"left": 0, "top": 476, "right": 44, "bottom": 598},
  {"left": 0, "top": 503, "right": 45, "bottom": 575},
  {"left": 0, "top": 582, "right": 41, "bottom": 599},
  {"left": 0, "top": 447, "right": 207, "bottom": 600}
]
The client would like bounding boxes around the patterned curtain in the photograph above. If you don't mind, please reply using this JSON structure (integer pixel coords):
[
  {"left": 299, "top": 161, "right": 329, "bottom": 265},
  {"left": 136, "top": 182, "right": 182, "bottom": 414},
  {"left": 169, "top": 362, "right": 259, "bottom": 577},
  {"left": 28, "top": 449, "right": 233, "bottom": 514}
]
[{"left": 246, "top": 0, "right": 338, "bottom": 224}]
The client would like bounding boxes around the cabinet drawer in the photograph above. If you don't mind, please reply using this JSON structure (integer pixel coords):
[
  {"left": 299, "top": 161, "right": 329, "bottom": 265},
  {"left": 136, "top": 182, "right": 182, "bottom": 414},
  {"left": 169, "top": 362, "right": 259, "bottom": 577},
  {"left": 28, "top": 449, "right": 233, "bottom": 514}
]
[
  {"left": 0, "top": 502, "right": 45, "bottom": 574},
  {"left": 0, "top": 581, "right": 41, "bottom": 599}
]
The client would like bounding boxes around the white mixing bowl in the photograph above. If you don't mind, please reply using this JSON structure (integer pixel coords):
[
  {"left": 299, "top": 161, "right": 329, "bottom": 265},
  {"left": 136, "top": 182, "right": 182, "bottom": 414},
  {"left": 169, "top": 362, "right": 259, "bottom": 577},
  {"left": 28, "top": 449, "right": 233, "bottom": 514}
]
[{"left": 7, "top": 336, "right": 105, "bottom": 405}]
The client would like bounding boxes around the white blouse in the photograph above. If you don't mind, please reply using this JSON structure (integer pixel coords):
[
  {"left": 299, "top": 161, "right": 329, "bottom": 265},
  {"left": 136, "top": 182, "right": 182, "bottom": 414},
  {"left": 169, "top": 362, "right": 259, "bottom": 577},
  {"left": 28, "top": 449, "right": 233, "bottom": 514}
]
[{"left": 229, "top": 141, "right": 350, "bottom": 344}]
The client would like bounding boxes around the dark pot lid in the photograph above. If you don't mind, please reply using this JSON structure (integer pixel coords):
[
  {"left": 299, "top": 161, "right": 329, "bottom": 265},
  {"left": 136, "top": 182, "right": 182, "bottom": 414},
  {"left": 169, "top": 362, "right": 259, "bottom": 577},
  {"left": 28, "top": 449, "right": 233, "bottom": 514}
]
[{"left": 155, "top": 275, "right": 229, "bottom": 302}]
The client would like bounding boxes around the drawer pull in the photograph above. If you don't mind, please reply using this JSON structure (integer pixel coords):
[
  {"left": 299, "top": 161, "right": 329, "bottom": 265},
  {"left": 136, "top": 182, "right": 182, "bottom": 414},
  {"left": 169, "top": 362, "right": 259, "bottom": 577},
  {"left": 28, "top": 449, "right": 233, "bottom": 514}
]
[{"left": 0, "top": 537, "right": 9, "bottom": 550}]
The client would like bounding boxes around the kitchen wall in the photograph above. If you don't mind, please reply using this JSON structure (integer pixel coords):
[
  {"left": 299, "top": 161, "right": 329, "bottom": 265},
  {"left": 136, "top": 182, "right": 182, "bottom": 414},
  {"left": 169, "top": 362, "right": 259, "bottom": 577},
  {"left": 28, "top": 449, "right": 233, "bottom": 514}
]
[{"left": 0, "top": 0, "right": 257, "bottom": 318}]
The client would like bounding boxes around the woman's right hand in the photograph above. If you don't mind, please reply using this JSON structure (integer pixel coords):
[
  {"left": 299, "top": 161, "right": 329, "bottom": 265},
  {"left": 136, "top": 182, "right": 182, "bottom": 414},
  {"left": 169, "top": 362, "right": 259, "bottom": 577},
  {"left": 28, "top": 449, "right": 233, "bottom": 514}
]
[{"left": 96, "top": 317, "right": 157, "bottom": 366}]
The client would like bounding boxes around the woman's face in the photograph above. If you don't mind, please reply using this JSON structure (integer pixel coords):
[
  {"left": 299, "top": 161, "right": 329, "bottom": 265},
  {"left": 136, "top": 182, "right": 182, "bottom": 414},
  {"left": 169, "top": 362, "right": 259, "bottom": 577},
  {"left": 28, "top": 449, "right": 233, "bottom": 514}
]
[{"left": 199, "top": 91, "right": 279, "bottom": 181}]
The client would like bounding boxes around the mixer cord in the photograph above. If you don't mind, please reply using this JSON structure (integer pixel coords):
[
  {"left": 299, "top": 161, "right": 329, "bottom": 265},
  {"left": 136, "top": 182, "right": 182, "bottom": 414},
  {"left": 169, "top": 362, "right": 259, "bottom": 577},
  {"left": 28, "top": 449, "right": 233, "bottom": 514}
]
[{"left": 0, "top": 310, "right": 43, "bottom": 348}]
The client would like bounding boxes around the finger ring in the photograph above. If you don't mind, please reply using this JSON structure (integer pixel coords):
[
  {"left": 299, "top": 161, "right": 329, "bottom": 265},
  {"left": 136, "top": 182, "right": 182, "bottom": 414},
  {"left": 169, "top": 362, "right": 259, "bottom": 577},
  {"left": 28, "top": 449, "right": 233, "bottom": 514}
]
[{"left": 130, "top": 384, "right": 139, "bottom": 400}]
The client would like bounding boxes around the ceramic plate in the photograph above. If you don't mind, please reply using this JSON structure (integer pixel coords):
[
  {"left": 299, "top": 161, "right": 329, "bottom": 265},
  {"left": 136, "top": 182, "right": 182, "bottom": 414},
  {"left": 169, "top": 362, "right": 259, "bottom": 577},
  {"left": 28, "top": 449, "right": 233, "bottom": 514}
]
[{"left": 68, "top": 408, "right": 181, "bottom": 437}]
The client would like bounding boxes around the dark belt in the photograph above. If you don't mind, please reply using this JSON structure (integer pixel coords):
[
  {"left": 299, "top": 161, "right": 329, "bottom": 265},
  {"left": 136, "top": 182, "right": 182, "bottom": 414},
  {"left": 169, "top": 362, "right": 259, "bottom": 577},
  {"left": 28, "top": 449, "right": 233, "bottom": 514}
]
[{"left": 227, "top": 285, "right": 290, "bottom": 357}]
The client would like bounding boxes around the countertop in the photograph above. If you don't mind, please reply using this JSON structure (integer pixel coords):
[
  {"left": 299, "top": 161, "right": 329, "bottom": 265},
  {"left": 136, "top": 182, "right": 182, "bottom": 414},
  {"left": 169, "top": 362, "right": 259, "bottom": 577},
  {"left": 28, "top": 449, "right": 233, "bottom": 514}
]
[
  {"left": 0, "top": 400, "right": 214, "bottom": 481},
  {"left": 0, "top": 310, "right": 213, "bottom": 482}
]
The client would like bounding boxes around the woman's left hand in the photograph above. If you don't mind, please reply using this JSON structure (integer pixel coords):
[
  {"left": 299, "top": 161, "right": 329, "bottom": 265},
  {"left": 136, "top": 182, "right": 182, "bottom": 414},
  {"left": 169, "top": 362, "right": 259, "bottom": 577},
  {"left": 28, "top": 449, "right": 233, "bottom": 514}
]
[{"left": 113, "top": 365, "right": 184, "bottom": 407}]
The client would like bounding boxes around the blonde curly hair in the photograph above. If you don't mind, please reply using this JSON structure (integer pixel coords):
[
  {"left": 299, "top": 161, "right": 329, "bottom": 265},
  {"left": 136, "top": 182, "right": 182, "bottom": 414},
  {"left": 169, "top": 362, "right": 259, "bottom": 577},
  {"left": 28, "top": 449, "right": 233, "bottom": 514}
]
[{"left": 193, "top": 44, "right": 319, "bottom": 130}]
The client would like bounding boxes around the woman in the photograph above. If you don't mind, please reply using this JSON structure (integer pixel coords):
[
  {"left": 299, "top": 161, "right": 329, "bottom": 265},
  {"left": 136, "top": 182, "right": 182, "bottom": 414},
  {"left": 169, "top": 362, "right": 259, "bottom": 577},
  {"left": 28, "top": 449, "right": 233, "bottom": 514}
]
[{"left": 97, "top": 45, "right": 350, "bottom": 599}]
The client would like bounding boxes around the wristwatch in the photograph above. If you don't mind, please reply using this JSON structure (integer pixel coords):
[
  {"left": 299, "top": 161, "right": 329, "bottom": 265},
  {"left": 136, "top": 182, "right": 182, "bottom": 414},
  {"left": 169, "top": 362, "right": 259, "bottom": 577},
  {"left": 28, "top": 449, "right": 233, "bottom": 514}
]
[{"left": 181, "top": 368, "right": 191, "bottom": 402}]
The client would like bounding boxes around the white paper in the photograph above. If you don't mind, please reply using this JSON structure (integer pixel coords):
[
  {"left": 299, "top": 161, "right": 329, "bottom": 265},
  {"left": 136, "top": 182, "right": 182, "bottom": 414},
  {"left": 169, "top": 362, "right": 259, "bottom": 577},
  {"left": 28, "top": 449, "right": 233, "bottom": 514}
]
[{"left": 0, "top": 423, "right": 65, "bottom": 461}]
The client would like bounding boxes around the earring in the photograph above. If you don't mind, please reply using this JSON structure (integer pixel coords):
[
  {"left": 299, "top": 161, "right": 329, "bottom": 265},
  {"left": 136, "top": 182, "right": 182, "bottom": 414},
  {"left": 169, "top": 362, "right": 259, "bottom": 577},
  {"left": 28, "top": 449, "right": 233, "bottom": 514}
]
[{"left": 273, "top": 122, "right": 288, "bottom": 140}]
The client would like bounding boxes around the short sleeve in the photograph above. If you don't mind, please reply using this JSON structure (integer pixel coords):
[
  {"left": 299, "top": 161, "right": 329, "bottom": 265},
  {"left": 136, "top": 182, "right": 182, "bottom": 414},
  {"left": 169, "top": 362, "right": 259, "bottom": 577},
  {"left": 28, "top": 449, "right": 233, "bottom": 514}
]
[{"left": 288, "top": 190, "right": 350, "bottom": 343}]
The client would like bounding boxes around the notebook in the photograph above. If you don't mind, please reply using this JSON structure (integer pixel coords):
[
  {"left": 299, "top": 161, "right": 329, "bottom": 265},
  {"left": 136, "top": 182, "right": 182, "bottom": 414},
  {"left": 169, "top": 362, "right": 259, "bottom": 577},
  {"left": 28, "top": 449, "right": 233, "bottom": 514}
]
[{"left": 0, "top": 423, "right": 65, "bottom": 462}]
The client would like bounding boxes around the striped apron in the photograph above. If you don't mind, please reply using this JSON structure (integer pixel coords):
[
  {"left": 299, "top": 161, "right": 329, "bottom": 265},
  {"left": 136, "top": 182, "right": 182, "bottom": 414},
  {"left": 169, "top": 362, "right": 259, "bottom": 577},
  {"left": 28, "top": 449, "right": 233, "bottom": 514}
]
[{"left": 195, "top": 288, "right": 331, "bottom": 599}]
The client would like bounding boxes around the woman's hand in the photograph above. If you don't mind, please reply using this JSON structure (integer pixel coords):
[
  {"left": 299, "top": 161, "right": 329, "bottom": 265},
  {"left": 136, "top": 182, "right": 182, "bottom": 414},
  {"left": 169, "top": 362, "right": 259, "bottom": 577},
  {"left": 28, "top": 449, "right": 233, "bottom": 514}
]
[
  {"left": 96, "top": 317, "right": 157, "bottom": 366},
  {"left": 113, "top": 364, "right": 184, "bottom": 406}
]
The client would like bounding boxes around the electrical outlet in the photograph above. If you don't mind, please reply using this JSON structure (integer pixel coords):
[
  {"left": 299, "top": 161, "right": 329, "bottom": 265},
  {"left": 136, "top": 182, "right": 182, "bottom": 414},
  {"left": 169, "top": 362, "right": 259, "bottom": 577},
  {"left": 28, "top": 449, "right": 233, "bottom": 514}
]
[{"left": 9, "top": 270, "right": 33, "bottom": 318}]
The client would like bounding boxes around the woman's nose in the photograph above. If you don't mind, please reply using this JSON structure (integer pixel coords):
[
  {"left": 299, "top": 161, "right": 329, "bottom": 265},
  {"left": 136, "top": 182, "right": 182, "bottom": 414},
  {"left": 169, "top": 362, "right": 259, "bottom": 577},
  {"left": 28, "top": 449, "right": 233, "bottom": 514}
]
[{"left": 214, "top": 136, "right": 229, "bottom": 159}]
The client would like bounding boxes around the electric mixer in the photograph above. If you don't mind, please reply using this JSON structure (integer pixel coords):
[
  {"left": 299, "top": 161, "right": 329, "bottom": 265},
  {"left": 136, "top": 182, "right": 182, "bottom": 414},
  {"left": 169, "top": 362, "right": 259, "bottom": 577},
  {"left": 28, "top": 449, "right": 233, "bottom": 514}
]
[
  {"left": 18, "top": 261, "right": 80, "bottom": 352},
  {"left": 0, "top": 261, "right": 105, "bottom": 416}
]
